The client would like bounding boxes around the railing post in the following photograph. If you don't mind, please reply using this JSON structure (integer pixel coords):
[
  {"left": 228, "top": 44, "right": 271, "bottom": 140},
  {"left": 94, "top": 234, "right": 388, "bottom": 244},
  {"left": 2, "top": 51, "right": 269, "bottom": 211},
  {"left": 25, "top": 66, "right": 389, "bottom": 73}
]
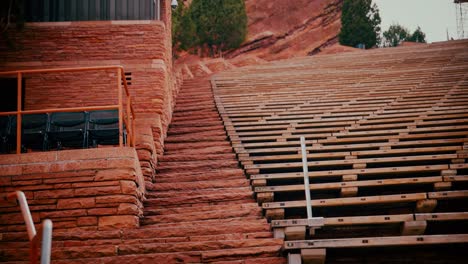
[
  {"left": 13, "top": 191, "right": 37, "bottom": 239},
  {"left": 300, "top": 136, "right": 313, "bottom": 219},
  {"left": 9, "top": 191, "right": 53, "bottom": 264},
  {"left": 40, "top": 219, "right": 53, "bottom": 264},
  {"left": 16, "top": 72, "right": 22, "bottom": 154},
  {"left": 132, "top": 112, "right": 136, "bottom": 147},
  {"left": 126, "top": 96, "right": 131, "bottom": 146},
  {"left": 117, "top": 68, "right": 123, "bottom": 147}
]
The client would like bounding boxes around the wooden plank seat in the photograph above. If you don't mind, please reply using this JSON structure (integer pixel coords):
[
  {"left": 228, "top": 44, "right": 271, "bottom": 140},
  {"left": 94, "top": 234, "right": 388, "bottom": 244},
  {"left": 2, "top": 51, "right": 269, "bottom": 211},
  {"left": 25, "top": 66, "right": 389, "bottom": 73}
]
[
  {"left": 262, "top": 192, "right": 428, "bottom": 211},
  {"left": 283, "top": 234, "right": 468, "bottom": 250},
  {"left": 263, "top": 191, "right": 468, "bottom": 211},
  {"left": 245, "top": 154, "right": 457, "bottom": 172},
  {"left": 277, "top": 215, "right": 468, "bottom": 246},
  {"left": 238, "top": 146, "right": 464, "bottom": 164},
  {"left": 250, "top": 164, "right": 449, "bottom": 182},
  {"left": 262, "top": 191, "right": 468, "bottom": 221},
  {"left": 283, "top": 234, "right": 468, "bottom": 264},
  {"left": 254, "top": 176, "right": 444, "bottom": 196},
  {"left": 272, "top": 212, "right": 468, "bottom": 230},
  {"left": 240, "top": 146, "right": 462, "bottom": 164},
  {"left": 232, "top": 125, "right": 468, "bottom": 144},
  {"left": 232, "top": 131, "right": 468, "bottom": 150},
  {"left": 235, "top": 139, "right": 468, "bottom": 157}
]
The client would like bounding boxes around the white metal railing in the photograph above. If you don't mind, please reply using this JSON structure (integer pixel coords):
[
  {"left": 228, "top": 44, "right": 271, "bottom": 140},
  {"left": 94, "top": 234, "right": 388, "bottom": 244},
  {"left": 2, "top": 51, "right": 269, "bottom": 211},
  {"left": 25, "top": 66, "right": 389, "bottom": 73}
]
[
  {"left": 300, "top": 136, "right": 313, "bottom": 219},
  {"left": 7, "top": 191, "right": 53, "bottom": 264}
]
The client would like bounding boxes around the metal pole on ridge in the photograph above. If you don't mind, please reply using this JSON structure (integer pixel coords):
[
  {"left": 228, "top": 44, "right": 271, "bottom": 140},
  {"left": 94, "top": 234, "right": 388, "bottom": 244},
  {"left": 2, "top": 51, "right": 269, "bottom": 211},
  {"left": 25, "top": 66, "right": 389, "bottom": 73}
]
[{"left": 300, "top": 136, "right": 313, "bottom": 220}]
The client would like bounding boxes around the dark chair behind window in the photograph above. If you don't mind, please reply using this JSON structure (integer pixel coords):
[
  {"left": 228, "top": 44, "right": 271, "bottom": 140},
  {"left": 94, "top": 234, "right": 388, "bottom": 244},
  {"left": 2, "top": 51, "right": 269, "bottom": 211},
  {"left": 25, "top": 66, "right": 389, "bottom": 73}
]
[
  {"left": 0, "top": 116, "right": 11, "bottom": 153},
  {"left": 48, "top": 112, "right": 87, "bottom": 150},
  {"left": 87, "top": 110, "right": 124, "bottom": 147},
  {"left": 21, "top": 114, "right": 49, "bottom": 151}
]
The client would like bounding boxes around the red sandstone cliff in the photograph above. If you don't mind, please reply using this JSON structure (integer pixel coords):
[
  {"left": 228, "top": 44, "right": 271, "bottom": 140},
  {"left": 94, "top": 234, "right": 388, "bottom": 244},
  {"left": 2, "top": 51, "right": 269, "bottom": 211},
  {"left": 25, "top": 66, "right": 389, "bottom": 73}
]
[
  {"left": 176, "top": 0, "right": 349, "bottom": 76},
  {"left": 227, "top": 0, "right": 344, "bottom": 60},
  {"left": 177, "top": 0, "right": 343, "bottom": 62}
]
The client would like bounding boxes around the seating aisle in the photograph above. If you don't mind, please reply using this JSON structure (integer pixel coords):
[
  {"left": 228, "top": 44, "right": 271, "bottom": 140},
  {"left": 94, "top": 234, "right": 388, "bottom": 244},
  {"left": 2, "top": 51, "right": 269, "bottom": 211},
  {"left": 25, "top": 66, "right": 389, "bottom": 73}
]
[{"left": 139, "top": 77, "right": 285, "bottom": 263}]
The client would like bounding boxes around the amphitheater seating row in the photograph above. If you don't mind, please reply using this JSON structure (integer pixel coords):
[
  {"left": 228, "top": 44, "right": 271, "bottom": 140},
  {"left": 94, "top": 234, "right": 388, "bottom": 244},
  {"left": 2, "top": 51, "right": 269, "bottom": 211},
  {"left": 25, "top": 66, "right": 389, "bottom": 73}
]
[
  {"left": 212, "top": 40, "right": 468, "bottom": 263},
  {"left": 0, "top": 110, "right": 124, "bottom": 153}
]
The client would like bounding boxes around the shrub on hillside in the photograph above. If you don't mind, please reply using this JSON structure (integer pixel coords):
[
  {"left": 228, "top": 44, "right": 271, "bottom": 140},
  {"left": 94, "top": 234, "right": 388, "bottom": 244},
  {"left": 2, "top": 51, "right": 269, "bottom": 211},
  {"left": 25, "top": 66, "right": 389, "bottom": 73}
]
[{"left": 339, "top": 0, "right": 381, "bottom": 49}]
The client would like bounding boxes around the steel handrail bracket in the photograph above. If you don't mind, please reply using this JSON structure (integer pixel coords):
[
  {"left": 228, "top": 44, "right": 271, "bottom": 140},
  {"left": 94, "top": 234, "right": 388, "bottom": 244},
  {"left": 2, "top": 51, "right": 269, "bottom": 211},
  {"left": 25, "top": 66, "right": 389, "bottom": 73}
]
[
  {"left": 7, "top": 191, "right": 53, "bottom": 264},
  {"left": 300, "top": 136, "right": 326, "bottom": 230}
]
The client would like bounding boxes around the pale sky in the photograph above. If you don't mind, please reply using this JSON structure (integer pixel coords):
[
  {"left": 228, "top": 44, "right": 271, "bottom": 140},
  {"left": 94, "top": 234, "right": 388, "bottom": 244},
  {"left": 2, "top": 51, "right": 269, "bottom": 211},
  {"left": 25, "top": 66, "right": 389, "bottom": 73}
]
[{"left": 373, "top": 0, "right": 459, "bottom": 43}]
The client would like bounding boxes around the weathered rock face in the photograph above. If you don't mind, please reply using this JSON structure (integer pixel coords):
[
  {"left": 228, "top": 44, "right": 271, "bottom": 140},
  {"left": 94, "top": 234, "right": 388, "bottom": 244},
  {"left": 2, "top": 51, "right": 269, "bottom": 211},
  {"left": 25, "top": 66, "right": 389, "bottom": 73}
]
[{"left": 225, "top": 0, "right": 343, "bottom": 60}]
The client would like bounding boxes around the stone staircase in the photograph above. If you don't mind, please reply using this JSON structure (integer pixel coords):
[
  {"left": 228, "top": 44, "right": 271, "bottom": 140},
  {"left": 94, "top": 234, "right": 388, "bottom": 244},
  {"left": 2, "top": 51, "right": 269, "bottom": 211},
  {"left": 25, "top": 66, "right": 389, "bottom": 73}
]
[{"left": 0, "top": 77, "right": 285, "bottom": 263}]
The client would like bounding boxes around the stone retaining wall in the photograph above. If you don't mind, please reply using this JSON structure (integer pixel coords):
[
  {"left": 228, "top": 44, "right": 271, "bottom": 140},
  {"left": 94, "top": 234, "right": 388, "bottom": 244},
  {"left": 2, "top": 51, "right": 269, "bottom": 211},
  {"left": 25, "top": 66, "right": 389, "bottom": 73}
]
[{"left": 0, "top": 148, "right": 145, "bottom": 231}]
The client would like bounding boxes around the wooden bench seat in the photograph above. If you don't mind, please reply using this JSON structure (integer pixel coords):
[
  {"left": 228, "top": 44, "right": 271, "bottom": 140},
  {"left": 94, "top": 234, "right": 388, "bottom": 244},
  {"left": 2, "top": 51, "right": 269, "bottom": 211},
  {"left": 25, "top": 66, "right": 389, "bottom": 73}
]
[
  {"left": 255, "top": 176, "right": 443, "bottom": 195},
  {"left": 262, "top": 192, "right": 428, "bottom": 211},
  {"left": 245, "top": 154, "right": 456, "bottom": 172},
  {"left": 272, "top": 212, "right": 468, "bottom": 242},
  {"left": 235, "top": 138, "right": 467, "bottom": 155},
  {"left": 240, "top": 146, "right": 461, "bottom": 164},
  {"left": 250, "top": 164, "right": 448, "bottom": 181},
  {"left": 272, "top": 212, "right": 468, "bottom": 229},
  {"left": 263, "top": 191, "right": 468, "bottom": 211},
  {"left": 283, "top": 234, "right": 468, "bottom": 250},
  {"left": 262, "top": 191, "right": 468, "bottom": 221}
]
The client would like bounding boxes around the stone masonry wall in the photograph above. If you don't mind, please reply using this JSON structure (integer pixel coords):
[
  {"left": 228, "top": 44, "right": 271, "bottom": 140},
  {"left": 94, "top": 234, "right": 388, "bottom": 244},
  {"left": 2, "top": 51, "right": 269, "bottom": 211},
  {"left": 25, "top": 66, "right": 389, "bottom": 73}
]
[
  {"left": 23, "top": 70, "right": 118, "bottom": 110},
  {"left": 0, "top": 148, "right": 145, "bottom": 231},
  {"left": 0, "top": 13, "right": 180, "bottom": 161}
]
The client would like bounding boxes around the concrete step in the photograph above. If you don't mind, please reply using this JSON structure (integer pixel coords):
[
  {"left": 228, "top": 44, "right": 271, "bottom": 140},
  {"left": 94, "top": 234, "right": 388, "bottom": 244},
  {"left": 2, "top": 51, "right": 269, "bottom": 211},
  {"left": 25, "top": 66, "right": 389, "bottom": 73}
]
[
  {"left": 158, "top": 153, "right": 236, "bottom": 162},
  {"left": 133, "top": 219, "right": 271, "bottom": 238},
  {"left": 142, "top": 206, "right": 262, "bottom": 225},
  {"left": 146, "top": 186, "right": 252, "bottom": 199},
  {"left": 144, "top": 191, "right": 254, "bottom": 207},
  {"left": 171, "top": 115, "right": 221, "bottom": 122},
  {"left": 167, "top": 125, "right": 226, "bottom": 136},
  {"left": 147, "top": 178, "right": 249, "bottom": 192},
  {"left": 144, "top": 203, "right": 260, "bottom": 216},
  {"left": 45, "top": 238, "right": 283, "bottom": 261},
  {"left": 164, "top": 141, "right": 232, "bottom": 152},
  {"left": 155, "top": 160, "right": 239, "bottom": 173},
  {"left": 153, "top": 168, "right": 245, "bottom": 183},
  {"left": 51, "top": 247, "right": 284, "bottom": 264},
  {"left": 168, "top": 120, "right": 223, "bottom": 127},
  {"left": 164, "top": 134, "right": 227, "bottom": 143}
]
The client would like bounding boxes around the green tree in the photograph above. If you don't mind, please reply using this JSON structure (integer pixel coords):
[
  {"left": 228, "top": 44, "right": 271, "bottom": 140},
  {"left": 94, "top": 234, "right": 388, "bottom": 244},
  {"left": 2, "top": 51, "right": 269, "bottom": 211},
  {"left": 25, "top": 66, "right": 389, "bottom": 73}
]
[
  {"left": 189, "top": 0, "right": 247, "bottom": 56},
  {"left": 339, "top": 0, "right": 381, "bottom": 49},
  {"left": 172, "top": 0, "right": 198, "bottom": 52},
  {"left": 382, "top": 24, "right": 410, "bottom": 47},
  {"left": 383, "top": 24, "right": 427, "bottom": 47},
  {"left": 407, "top": 26, "right": 427, "bottom": 43}
]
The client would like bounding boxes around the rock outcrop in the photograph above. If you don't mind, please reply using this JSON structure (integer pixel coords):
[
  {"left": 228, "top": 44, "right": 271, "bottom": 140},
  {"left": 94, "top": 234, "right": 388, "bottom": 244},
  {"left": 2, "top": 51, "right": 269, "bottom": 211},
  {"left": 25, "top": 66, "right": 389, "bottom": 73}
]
[
  {"left": 176, "top": 0, "right": 344, "bottom": 63},
  {"left": 225, "top": 0, "right": 343, "bottom": 60}
]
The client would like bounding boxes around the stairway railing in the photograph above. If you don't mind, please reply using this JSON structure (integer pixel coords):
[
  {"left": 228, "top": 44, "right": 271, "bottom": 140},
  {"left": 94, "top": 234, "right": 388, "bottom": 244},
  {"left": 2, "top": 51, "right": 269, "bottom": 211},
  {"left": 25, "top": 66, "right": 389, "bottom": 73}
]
[{"left": 7, "top": 191, "right": 53, "bottom": 264}]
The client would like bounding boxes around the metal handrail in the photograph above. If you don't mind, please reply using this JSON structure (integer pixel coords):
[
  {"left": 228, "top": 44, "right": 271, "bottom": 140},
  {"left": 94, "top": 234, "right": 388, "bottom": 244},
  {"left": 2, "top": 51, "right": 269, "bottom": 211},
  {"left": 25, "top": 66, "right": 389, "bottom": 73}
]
[
  {"left": 7, "top": 191, "right": 53, "bottom": 264},
  {"left": 0, "top": 66, "right": 136, "bottom": 153},
  {"left": 300, "top": 136, "right": 313, "bottom": 219}
]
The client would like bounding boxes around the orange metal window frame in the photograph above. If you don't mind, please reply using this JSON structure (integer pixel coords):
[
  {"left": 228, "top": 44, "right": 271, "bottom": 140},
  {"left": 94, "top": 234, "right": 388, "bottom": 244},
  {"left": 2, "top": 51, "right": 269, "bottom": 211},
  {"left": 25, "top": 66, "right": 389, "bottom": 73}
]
[{"left": 0, "top": 66, "right": 136, "bottom": 154}]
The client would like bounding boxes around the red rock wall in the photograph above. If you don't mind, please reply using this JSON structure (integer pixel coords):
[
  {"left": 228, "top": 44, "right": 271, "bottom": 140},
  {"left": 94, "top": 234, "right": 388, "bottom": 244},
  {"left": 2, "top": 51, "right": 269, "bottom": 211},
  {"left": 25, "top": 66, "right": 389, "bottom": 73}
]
[
  {"left": 226, "top": 0, "right": 343, "bottom": 60},
  {"left": 0, "top": 148, "right": 145, "bottom": 231}
]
